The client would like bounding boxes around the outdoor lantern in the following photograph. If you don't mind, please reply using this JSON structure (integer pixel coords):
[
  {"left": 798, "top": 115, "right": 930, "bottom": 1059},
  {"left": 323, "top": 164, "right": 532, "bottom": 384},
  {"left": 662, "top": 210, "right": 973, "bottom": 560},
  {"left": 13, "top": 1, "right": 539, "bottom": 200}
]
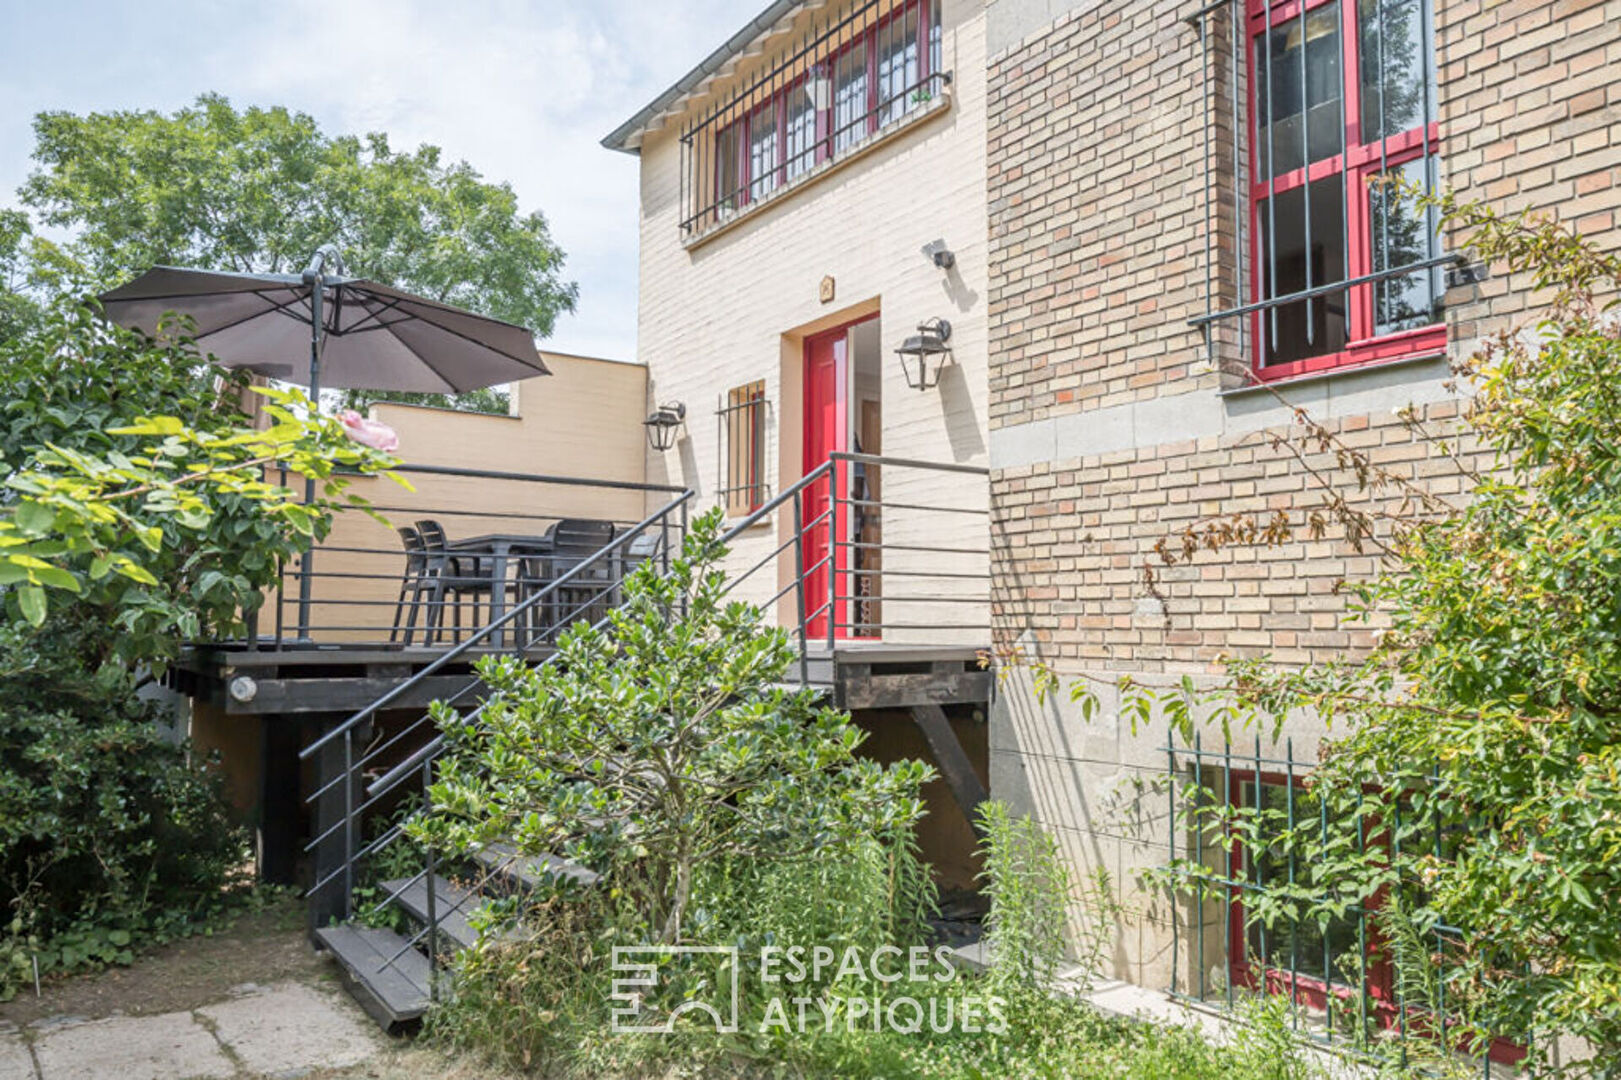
[
  {"left": 894, "top": 318, "right": 952, "bottom": 391},
  {"left": 644, "top": 402, "right": 686, "bottom": 451}
]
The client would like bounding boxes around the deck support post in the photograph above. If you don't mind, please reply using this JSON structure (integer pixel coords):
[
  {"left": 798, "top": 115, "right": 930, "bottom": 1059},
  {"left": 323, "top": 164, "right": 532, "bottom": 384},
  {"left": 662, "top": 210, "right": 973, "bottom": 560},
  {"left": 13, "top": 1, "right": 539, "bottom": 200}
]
[
  {"left": 258, "top": 719, "right": 301, "bottom": 885},
  {"left": 309, "top": 713, "right": 366, "bottom": 934},
  {"left": 909, "top": 704, "right": 988, "bottom": 836}
]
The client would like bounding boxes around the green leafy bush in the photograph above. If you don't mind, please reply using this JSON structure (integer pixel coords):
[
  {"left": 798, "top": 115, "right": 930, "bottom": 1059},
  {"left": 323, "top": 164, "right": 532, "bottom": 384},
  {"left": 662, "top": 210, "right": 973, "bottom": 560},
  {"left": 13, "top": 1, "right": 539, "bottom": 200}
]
[
  {"left": 414, "top": 510, "right": 934, "bottom": 945},
  {"left": 0, "top": 647, "right": 246, "bottom": 999},
  {"left": 0, "top": 300, "right": 398, "bottom": 996}
]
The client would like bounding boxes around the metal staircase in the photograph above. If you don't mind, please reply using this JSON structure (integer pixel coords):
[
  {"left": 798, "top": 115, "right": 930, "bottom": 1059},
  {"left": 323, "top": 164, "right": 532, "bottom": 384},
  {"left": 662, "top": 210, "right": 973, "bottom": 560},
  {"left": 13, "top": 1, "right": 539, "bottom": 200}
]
[
  {"left": 298, "top": 492, "right": 693, "bottom": 1028},
  {"left": 299, "top": 452, "right": 991, "bottom": 1029}
]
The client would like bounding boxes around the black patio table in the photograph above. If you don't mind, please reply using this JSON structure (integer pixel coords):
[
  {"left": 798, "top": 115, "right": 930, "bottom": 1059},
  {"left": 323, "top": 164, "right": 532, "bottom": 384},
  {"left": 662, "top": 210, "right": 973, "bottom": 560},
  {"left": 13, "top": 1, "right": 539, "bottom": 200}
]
[{"left": 446, "top": 532, "right": 553, "bottom": 648}]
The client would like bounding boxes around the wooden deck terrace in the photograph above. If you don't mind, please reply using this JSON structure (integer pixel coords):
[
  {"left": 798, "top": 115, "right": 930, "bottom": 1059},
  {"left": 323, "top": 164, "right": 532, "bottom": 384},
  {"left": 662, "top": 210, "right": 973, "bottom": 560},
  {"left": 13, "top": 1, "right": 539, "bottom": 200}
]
[{"left": 168, "top": 639, "right": 993, "bottom": 716}]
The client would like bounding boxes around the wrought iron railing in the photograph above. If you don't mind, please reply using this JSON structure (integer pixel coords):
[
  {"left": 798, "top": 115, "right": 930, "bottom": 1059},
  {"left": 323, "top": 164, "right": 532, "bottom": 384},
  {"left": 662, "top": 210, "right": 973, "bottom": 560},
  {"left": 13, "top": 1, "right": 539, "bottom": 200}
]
[
  {"left": 678, "top": 0, "right": 948, "bottom": 240},
  {"left": 1164, "top": 728, "right": 1524, "bottom": 1074}
]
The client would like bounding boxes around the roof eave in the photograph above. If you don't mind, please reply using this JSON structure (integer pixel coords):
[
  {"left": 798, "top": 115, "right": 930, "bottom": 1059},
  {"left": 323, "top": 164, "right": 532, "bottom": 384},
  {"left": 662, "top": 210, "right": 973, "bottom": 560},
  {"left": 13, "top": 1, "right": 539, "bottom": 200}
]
[{"left": 600, "top": 0, "right": 805, "bottom": 154}]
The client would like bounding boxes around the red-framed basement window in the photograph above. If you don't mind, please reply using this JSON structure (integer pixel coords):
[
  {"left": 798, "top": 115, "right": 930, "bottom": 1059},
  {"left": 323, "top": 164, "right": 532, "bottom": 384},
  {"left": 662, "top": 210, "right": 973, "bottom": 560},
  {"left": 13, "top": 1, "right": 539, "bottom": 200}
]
[
  {"left": 1246, "top": 0, "right": 1446, "bottom": 380},
  {"left": 1225, "top": 772, "right": 1525, "bottom": 1067},
  {"left": 692, "top": 0, "right": 943, "bottom": 233}
]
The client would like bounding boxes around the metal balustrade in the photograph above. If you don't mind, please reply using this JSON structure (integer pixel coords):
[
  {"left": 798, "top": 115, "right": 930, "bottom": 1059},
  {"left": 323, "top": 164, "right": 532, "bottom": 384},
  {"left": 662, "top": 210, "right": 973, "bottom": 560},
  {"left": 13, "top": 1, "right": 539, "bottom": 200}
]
[{"left": 299, "top": 452, "right": 988, "bottom": 993}]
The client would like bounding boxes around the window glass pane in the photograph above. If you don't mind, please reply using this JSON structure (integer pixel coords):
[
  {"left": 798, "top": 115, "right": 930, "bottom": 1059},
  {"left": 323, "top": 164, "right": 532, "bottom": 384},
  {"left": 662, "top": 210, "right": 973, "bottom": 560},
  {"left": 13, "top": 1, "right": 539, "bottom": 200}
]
[
  {"left": 715, "top": 124, "right": 742, "bottom": 214},
  {"left": 1358, "top": 0, "right": 1436, "bottom": 143},
  {"left": 748, "top": 101, "right": 778, "bottom": 201},
  {"left": 1241, "top": 782, "right": 1363, "bottom": 988},
  {"left": 834, "top": 41, "right": 868, "bottom": 152},
  {"left": 929, "top": 0, "right": 942, "bottom": 79},
  {"left": 876, "top": 4, "right": 921, "bottom": 126},
  {"left": 1370, "top": 155, "right": 1444, "bottom": 335},
  {"left": 1255, "top": 3, "right": 1343, "bottom": 180},
  {"left": 786, "top": 78, "right": 818, "bottom": 180},
  {"left": 1257, "top": 175, "right": 1347, "bottom": 366}
]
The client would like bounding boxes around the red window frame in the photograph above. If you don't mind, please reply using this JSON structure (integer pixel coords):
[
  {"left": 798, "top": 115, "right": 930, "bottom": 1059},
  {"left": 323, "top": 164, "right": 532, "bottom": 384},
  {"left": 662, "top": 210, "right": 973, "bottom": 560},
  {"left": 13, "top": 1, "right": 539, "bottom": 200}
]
[
  {"left": 1224, "top": 770, "right": 1525, "bottom": 1066},
  {"left": 713, "top": 0, "right": 939, "bottom": 212},
  {"left": 1245, "top": 0, "right": 1445, "bottom": 382}
]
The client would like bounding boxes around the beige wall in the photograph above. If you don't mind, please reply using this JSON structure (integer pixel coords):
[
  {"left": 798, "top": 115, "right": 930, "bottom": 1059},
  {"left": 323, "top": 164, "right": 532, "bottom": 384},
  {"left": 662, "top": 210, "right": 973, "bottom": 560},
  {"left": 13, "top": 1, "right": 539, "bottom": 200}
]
[
  {"left": 630, "top": 0, "right": 991, "bottom": 644},
  {"left": 273, "top": 353, "right": 655, "bottom": 642}
]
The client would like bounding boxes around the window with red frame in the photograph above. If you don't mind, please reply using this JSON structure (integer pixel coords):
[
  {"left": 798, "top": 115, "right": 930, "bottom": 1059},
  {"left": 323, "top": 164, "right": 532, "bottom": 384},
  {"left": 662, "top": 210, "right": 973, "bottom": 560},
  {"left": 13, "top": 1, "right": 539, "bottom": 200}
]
[
  {"left": 1226, "top": 774, "right": 1525, "bottom": 1066},
  {"left": 708, "top": 0, "right": 942, "bottom": 219},
  {"left": 1248, "top": 0, "right": 1445, "bottom": 380}
]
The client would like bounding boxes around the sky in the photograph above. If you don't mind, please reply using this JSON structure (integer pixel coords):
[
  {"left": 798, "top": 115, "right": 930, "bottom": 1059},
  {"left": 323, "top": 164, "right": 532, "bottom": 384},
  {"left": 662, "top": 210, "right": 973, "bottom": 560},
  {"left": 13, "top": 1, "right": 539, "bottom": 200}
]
[{"left": 0, "top": 0, "right": 766, "bottom": 362}]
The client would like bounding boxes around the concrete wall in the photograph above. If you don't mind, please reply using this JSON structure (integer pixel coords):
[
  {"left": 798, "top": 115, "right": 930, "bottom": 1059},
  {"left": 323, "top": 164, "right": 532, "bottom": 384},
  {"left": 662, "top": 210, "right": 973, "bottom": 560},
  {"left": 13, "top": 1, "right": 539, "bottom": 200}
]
[
  {"left": 276, "top": 353, "right": 654, "bottom": 642},
  {"left": 629, "top": 0, "right": 992, "bottom": 643},
  {"left": 983, "top": 0, "right": 1621, "bottom": 995}
]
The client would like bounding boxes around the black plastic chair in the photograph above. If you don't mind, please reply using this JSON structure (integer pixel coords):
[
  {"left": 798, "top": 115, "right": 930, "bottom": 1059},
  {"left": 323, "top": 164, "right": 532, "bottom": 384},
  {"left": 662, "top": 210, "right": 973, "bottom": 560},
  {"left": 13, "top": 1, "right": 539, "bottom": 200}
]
[
  {"left": 389, "top": 525, "right": 432, "bottom": 645},
  {"left": 415, "top": 519, "right": 500, "bottom": 645},
  {"left": 533, "top": 519, "right": 617, "bottom": 642},
  {"left": 613, "top": 527, "right": 666, "bottom": 607}
]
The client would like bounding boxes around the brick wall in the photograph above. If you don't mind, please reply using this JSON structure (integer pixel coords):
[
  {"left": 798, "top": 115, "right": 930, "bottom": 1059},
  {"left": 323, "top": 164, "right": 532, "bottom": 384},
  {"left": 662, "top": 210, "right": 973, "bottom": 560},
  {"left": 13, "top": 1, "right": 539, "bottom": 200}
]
[{"left": 983, "top": 0, "right": 1621, "bottom": 991}]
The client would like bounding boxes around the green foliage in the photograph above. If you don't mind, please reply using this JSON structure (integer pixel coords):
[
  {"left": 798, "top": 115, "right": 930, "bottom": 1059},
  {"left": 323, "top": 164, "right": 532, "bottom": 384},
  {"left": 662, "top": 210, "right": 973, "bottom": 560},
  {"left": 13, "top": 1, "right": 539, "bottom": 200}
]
[
  {"left": 0, "top": 299, "right": 397, "bottom": 997},
  {"left": 1065, "top": 198, "right": 1621, "bottom": 1072},
  {"left": 976, "top": 801, "right": 1072, "bottom": 989},
  {"left": 0, "top": 650, "right": 248, "bottom": 999},
  {"left": 340, "top": 385, "right": 513, "bottom": 417},
  {"left": 413, "top": 509, "right": 934, "bottom": 944},
  {"left": 17, "top": 93, "right": 577, "bottom": 335},
  {"left": 0, "top": 300, "right": 401, "bottom": 660}
]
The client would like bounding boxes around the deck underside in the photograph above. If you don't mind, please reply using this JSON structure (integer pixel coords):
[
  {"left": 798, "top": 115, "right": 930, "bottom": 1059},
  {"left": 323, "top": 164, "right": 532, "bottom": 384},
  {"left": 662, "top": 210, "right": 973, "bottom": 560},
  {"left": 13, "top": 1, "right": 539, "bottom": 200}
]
[{"left": 170, "top": 641, "right": 991, "bottom": 715}]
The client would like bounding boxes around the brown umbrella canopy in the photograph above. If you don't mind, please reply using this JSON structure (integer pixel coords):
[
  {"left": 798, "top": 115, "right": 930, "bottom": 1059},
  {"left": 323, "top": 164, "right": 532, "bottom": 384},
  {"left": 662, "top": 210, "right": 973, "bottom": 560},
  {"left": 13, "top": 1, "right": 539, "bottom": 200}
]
[{"left": 99, "top": 261, "right": 550, "bottom": 393}]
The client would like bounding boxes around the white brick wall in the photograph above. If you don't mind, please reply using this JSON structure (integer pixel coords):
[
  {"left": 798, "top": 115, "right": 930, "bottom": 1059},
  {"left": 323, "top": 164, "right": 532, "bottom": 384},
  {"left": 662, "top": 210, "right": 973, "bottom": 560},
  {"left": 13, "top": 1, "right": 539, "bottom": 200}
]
[{"left": 628, "top": 0, "right": 992, "bottom": 641}]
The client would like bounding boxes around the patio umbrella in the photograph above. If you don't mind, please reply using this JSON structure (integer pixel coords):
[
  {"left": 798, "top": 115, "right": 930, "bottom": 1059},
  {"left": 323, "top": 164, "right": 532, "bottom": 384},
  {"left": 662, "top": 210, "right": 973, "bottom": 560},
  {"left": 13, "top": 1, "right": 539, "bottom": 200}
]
[
  {"left": 98, "top": 247, "right": 552, "bottom": 640},
  {"left": 98, "top": 247, "right": 550, "bottom": 397}
]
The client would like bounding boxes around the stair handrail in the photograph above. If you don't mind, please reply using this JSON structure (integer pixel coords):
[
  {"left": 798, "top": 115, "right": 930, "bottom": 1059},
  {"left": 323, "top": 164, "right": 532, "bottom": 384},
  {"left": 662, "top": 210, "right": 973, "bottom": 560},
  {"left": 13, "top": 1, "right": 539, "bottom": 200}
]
[{"left": 299, "top": 490, "right": 695, "bottom": 763}]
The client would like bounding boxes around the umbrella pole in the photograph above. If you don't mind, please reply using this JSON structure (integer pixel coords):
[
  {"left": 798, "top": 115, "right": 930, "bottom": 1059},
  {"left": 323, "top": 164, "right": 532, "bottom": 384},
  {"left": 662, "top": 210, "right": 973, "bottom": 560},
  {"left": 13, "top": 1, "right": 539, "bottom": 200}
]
[{"left": 295, "top": 278, "right": 322, "bottom": 641}]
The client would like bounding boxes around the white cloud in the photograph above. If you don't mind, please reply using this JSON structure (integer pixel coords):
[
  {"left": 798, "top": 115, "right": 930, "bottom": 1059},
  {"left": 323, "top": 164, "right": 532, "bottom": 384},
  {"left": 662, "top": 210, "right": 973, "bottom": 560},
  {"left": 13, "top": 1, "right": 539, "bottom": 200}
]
[{"left": 0, "top": 0, "right": 766, "bottom": 360}]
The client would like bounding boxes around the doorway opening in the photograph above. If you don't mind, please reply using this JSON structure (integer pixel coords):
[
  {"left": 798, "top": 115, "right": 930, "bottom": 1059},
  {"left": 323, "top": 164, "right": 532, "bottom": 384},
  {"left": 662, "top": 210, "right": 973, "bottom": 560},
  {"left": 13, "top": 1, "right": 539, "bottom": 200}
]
[{"left": 802, "top": 313, "right": 881, "bottom": 641}]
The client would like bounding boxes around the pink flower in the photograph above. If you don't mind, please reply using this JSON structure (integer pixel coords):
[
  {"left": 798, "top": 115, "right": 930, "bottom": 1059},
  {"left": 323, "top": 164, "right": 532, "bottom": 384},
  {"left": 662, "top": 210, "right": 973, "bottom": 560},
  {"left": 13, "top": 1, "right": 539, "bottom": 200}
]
[{"left": 339, "top": 409, "right": 400, "bottom": 453}]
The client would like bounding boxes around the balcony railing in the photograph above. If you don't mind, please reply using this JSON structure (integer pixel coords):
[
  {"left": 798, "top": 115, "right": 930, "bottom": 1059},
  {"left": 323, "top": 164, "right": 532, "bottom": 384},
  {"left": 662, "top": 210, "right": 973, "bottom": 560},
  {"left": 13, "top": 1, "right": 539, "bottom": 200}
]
[
  {"left": 245, "top": 463, "right": 688, "bottom": 651},
  {"left": 679, "top": 0, "right": 948, "bottom": 241}
]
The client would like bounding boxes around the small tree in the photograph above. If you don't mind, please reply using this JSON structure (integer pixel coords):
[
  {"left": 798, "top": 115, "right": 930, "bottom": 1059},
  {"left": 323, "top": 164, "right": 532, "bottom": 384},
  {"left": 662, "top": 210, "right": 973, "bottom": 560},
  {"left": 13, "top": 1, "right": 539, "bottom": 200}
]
[{"left": 416, "top": 511, "right": 934, "bottom": 944}]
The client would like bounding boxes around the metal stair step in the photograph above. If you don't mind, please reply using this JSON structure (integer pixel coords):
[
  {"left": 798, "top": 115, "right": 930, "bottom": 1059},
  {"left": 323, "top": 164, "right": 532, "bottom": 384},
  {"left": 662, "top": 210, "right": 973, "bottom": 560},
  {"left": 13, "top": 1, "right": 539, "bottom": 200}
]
[
  {"left": 474, "top": 841, "right": 601, "bottom": 890},
  {"left": 382, "top": 876, "right": 492, "bottom": 952},
  {"left": 315, "top": 924, "right": 432, "bottom": 1030}
]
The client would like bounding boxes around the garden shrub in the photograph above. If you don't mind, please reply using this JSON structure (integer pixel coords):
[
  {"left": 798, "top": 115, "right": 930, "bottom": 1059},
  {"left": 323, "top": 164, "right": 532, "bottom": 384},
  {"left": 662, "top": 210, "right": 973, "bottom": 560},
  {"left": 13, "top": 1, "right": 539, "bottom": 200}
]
[
  {"left": 0, "top": 640, "right": 245, "bottom": 998},
  {"left": 414, "top": 541, "right": 1330, "bottom": 1077},
  {"left": 0, "top": 300, "right": 396, "bottom": 995}
]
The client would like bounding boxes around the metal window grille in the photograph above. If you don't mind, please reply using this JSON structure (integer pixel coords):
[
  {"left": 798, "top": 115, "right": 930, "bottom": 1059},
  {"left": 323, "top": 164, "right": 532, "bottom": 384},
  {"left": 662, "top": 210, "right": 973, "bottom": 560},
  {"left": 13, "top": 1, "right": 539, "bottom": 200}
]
[
  {"left": 679, "top": 0, "right": 946, "bottom": 240},
  {"left": 717, "top": 381, "right": 769, "bottom": 516},
  {"left": 1163, "top": 728, "right": 1524, "bottom": 1073},
  {"left": 1185, "top": 0, "right": 1457, "bottom": 382}
]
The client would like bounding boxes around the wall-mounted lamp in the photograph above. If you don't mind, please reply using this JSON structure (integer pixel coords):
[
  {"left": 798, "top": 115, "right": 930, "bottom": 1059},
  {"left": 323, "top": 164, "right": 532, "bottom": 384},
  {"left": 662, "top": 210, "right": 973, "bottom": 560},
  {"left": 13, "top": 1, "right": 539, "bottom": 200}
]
[
  {"left": 922, "top": 239, "right": 955, "bottom": 270},
  {"left": 643, "top": 402, "right": 686, "bottom": 451},
  {"left": 894, "top": 318, "right": 952, "bottom": 391}
]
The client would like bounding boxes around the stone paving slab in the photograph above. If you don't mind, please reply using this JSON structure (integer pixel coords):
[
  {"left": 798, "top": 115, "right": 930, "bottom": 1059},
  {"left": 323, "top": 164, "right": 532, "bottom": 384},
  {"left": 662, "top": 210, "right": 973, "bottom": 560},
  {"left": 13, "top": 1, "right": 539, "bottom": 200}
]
[
  {"left": 1, "top": 1029, "right": 36, "bottom": 1080},
  {"left": 198, "top": 982, "right": 382, "bottom": 1078},
  {"left": 32, "top": 1010, "right": 234, "bottom": 1080}
]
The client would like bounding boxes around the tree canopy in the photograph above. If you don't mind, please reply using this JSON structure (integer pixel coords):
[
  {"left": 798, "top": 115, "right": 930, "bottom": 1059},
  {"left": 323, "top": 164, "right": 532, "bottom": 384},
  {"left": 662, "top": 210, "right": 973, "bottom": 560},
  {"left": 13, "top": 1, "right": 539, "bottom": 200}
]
[{"left": 10, "top": 93, "right": 577, "bottom": 336}]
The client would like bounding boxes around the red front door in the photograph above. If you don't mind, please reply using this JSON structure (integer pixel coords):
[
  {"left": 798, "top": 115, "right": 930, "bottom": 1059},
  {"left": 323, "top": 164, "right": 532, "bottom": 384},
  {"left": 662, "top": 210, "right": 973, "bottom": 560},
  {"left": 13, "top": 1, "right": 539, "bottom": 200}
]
[{"left": 803, "top": 325, "right": 849, "bottom": 641}]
